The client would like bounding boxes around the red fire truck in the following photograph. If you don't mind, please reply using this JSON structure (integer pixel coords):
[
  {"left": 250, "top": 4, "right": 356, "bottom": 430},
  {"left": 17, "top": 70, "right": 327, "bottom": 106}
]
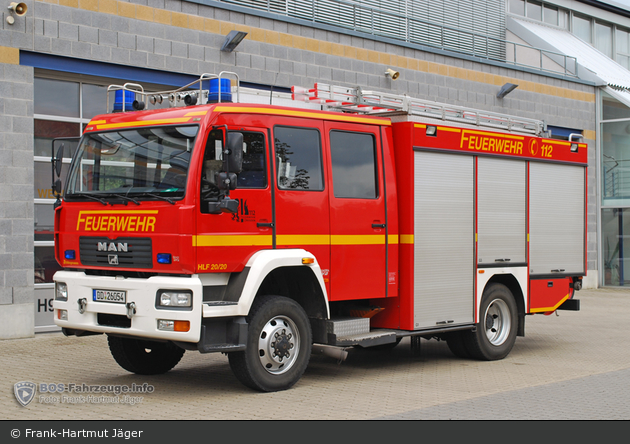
[{"left": 52, "top": 73, "right": 586, "bottom": 392}]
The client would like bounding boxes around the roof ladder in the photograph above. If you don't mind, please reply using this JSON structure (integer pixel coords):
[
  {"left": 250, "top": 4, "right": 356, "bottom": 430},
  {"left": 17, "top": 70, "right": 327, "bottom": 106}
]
[{"left": 291, "top": 83, "right": 546, "bottom": 136}]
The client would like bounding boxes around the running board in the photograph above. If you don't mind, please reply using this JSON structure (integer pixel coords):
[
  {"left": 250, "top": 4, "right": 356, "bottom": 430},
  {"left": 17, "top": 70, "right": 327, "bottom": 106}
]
[
  {"left": 333, "top": 330, "right": 398, "bottom": 347},
  {"left": 312, "top": 317, "right": 399, "bottom": 348}
]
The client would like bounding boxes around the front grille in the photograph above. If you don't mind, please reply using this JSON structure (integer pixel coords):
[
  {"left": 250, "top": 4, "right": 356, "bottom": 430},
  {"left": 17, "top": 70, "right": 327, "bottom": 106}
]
[
  {"left": 80, "top": 237, "right": 152, "bottom": 269},
  {"left": 97, "top": 313, "right": 131, "bottom": 328}
]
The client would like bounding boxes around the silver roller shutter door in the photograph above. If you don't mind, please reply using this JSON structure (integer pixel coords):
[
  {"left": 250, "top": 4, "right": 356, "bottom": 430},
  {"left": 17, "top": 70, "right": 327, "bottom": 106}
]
[
  {"left": 413, "top": 151, "right": 474, "bottom": 329},
  {"left": 529, "top": 162, "right": 585, "bottom": 275},
  {"left": 477, "top": 157, "right": 526, "bottom": 265}
]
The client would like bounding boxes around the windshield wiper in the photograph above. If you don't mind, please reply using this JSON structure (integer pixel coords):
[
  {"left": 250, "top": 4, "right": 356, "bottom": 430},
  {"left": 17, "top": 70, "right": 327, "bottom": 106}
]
[
  {"left": 67, "top": 192, "right": 108, "bottom": 206},
  {"left": 135, "top": 192, "right": 176, "bottom": 205},
  {"left": 104, "top": 193, "right": 140, "bottom": 206}
]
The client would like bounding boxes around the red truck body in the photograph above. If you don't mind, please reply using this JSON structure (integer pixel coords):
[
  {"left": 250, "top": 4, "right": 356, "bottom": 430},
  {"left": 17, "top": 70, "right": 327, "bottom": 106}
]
[{"left": 52, "top": 77, "right": 587, "bottom": 391}]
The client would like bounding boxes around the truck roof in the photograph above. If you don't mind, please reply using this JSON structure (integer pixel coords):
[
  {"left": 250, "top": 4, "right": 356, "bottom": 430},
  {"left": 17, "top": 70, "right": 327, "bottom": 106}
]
[{"left": 84, "top": 102, "right": 392, "bottom": 134}]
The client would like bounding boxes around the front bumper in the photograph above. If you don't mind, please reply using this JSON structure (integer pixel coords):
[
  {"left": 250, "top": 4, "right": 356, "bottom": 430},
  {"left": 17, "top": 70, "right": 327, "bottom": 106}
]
[{"left": 53, "top": 271, "right": 207, "bottom": 343}]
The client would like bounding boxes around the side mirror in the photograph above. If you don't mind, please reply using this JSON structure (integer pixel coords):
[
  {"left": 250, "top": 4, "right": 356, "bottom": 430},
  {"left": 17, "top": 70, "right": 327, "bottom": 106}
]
[
  {"left": 53, "top": 179, "right": 62, "bottom": 196},
  {"left": 54, "top": 143, "right": 65, "bottom": 177},
  {"left": 223, "top": 132, "right": 243, "bottom": 174}
]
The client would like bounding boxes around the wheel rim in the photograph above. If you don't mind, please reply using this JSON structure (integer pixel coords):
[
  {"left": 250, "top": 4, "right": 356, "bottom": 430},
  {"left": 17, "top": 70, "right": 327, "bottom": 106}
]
[
  {"left": 258, "top": 315, "right": 301, "bottom": 375},
  {"left": 484, "top": 298, "right": 511, "bottom": 346}
]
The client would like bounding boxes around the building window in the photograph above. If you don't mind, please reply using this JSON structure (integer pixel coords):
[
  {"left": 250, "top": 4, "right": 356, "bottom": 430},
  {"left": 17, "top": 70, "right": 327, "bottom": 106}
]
[
  {"left": 601, "top": 91, "right": 630, "bottom": 286},
  {"left": 573, "top": 14, "right": 592, "bottom": 43},
  {"left": 508, "top": 0, "right": 525, "bottom": 16},
  {"left": 616, "top": 28, "right": 630, "bottom": 69},
  {"left": 526, "top": 0, "right": 542, "bottom": 21},
  {"left": 595, "top": 22, "right": 613, "bottom": 58},
  {"left": 543, "top": 5, "right": 558, "bottom": 25}
]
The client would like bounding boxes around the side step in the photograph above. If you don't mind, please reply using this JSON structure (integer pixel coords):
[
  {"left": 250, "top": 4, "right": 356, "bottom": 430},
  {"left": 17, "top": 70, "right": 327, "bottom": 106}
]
[
  {"left": 313, "top": 317, "right": 398, "bottom": 348},
  {"left": 334, "top": 330, "right": 398, "bottom": 347}
]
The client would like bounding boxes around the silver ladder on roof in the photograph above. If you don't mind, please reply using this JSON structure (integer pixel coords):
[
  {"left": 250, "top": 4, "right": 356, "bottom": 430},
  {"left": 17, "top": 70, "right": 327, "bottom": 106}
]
[{"left": 291, "top": 83, "right": 546, "bottom": 137}]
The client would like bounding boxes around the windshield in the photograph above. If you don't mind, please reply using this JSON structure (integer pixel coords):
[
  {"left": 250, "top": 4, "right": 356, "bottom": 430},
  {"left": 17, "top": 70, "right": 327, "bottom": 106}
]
[{"left": 65, "top": 125, "right": 199, "bottom": 202}]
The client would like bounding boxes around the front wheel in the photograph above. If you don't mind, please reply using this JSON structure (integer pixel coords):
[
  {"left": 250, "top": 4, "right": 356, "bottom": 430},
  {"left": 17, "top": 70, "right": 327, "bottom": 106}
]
[
  {"left": 464, "top": 283, "right": 518, "bottom": 361},
  {"left": 107, "top": 336, "right": 185, "bottom": 375},
  {"left": 228, "top": 295, "right": 312, "bottom": 392}
]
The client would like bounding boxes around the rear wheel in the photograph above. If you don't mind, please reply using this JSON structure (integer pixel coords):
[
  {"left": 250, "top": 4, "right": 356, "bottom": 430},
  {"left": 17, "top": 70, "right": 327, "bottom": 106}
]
[
  {"left": 464, "top": 283, "right": 518, "bottom": 361},
  {"left": 228, "top": 295, "right": 312, "bottom": 392},
  {"left": 107, "top": 336, "right": 185, "bottom": 375},
  {"left": 446, "top": 331, "right": 471, "bottom": 358}
]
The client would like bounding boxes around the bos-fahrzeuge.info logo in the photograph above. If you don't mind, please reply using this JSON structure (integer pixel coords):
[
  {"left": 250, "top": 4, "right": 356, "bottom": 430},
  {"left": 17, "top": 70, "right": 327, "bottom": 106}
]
[
  {"left": 14, "top": 382, "right": 37, "bottom": 407},
  {"left": 13, "top": 381, "right": 153, "bottom": 407}
]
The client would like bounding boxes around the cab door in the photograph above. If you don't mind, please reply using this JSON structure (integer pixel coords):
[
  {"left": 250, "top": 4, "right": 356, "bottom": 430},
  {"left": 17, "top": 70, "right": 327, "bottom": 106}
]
[
  {"left": 195, "top": 126, "right": 274, "bottom": 273},
  {"left": 325, "top": 122, "right": 387, "bottom": 301},
  {"left": 271, "top": 121, "right": 331, "bottom": 293}
]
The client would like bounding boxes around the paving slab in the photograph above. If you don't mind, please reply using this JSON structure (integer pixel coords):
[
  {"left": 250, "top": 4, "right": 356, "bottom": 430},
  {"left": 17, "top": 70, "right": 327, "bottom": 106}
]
[{"left": 1, "top": 287, "right": 629, "bottom": 420}]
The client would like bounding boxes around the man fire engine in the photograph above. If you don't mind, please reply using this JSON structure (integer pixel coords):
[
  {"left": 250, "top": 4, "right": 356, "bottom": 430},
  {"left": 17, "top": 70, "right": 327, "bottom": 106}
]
[{"left": 52, "top": 72, "right": 586, "bottom": 392}]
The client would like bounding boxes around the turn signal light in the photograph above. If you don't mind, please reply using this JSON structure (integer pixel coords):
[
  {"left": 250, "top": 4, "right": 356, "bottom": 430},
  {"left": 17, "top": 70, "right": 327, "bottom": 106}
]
[
  {"left": 302, "top": 258, "right": 315, "bottom": 264},
  {"left": 157, "top": 319, "right": 190, "bottom": 332}
]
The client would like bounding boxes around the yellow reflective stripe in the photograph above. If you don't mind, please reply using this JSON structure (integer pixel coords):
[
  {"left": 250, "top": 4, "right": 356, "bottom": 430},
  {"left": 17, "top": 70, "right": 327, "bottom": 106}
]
[
  {"left": 277, "top": 235, "right": 330, "bottom": 245},
  {"left": 88, "top": 120, "right": 106, "bottom": 125},
  {"left": 193, "top": 235, "right": 273, "bottom": 247},
  {"left": 95, "top": 118, "right": 192, "bottom": 130},
  {"left": 400, "top": 234, "right": 414, "bottom": 244},
  {"left": 214, "top": 106, "right": 391, "bottom": 126},
  {"left": 184, "top": 110, "right": 208, "bottom": 116},
  {"left": 542, "top": 139, "right": 570, "bottom": 146},
  {"left": 331, "top": 234, "right": 385, "bottom": 245},
  {"left": 529, "top": 294, "right": 570, "bottom": 313},
  {"left": 194, "top": 234, "right": 400, "bottom": 247},
  {"left": 279, "top": 234, "right": 386, "bottom": 245}
]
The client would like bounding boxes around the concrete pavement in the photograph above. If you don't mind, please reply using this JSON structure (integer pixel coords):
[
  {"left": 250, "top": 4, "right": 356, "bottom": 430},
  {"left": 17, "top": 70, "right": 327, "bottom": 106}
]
[{"left": 1, "top": 287, "right": 629, "bottom": 420}]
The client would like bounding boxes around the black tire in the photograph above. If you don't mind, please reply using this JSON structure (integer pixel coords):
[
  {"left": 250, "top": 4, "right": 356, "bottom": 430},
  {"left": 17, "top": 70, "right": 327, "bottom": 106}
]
[
  {"left": 107, "top": 335, "right": 185, "bottom": 375},
  {"left": 446, "top": 331, "right": 471, "bottom": 358},
  {"left": 464, "top": 283, "right": 518, "bottom": 361},
  {"left": 228, "top": 295, "right": 312, "bottom": 392}
]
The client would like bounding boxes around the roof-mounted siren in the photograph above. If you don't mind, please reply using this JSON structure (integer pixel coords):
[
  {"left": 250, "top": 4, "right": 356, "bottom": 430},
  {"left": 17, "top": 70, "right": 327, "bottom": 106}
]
[
  {"left": 107, "top": 72, "right": 240, "bottom": 112},
  {"left": 201, "top": 72, "right": 238, "bottom": 104},
  {"left": 109, "top": 83, "right": 146, "bottom": 113}
]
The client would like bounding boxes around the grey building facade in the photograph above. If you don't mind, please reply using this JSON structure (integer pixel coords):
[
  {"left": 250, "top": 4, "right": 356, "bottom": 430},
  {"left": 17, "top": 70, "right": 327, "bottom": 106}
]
[{"left": 0, "top": 0, "right": 599, "bottom": 338}]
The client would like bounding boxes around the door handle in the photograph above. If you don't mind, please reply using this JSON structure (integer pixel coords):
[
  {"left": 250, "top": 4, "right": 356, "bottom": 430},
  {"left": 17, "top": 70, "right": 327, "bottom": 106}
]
[
  {"left": 372, "top": 223, "right": 386, "bottom": 229},
  {"left": 257, "top": 222, "right": 274, "bottom": 228}
]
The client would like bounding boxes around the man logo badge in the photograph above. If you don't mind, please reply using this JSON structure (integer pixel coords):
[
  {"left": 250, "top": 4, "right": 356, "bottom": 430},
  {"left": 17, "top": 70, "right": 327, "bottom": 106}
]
[
  {"left": 108, "top": 254, "right": 119, "bottom": 265},
  {"left": 14, "top": 381, "right": 36, "bottom": 407}
]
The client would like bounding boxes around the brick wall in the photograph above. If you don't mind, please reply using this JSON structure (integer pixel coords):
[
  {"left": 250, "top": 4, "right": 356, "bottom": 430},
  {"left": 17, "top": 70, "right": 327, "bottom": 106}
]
[{"left": 0, "top": 45, "right": 35, "bottom": 338}]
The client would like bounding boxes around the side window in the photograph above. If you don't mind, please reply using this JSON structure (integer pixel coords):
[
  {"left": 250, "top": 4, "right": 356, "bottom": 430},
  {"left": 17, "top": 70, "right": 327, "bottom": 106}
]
[
  {"left": 238, "top": 132, "right": 267, "bottom": 189},
  {"left": 329, "top": 130, "right": 378, "bottom": 199},
  {"left": 200, "top": 130, "right": 267, "bottom": 191},
  {"left": 275, "top": 127, "right": 324, "bottom": 191}
]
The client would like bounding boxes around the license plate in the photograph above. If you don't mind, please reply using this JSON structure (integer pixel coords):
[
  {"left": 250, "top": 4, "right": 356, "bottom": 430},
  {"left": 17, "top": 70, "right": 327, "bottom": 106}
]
[{"left": 93, "top": 289, "right": 127, "bottom": 304}]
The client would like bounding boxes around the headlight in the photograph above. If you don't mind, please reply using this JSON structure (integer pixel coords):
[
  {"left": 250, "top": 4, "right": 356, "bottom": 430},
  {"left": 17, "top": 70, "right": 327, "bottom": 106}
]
[
  {"left": 55, "top": 282, "right": 68, "bottom": 301},
  {"left": 157, "top": 291, "right": 192, "bottom": 308}
]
